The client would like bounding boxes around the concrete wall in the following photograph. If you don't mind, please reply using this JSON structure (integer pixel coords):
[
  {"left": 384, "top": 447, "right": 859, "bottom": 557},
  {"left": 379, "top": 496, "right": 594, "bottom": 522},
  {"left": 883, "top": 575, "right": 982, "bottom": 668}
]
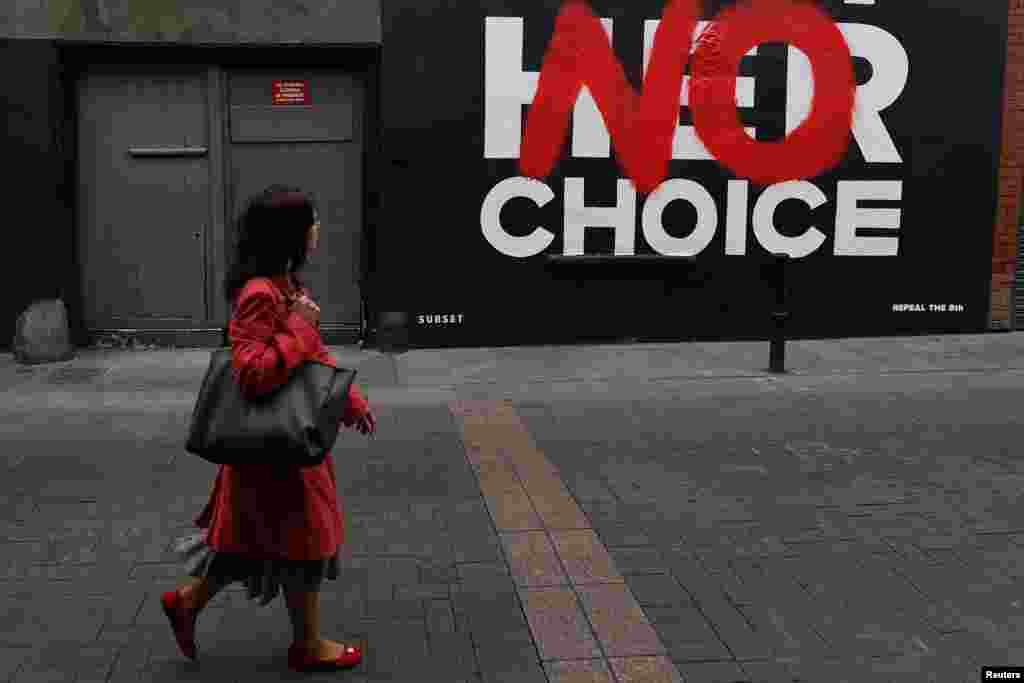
[{"left": 0, "top": 0, "right": 380, "bottom": 44}]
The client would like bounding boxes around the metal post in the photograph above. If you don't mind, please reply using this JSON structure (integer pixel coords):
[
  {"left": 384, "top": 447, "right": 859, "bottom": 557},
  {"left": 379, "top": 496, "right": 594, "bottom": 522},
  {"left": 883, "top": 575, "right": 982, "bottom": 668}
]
[{"left": 769, "top": 252, "right": 790, "bottom": 373}]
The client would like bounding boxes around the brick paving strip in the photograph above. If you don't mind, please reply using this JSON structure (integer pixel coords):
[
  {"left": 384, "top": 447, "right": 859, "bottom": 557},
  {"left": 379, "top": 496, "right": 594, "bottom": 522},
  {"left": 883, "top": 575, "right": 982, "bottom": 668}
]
[{"left": 450, "top": 400, "right": 684, "bottom": 683}]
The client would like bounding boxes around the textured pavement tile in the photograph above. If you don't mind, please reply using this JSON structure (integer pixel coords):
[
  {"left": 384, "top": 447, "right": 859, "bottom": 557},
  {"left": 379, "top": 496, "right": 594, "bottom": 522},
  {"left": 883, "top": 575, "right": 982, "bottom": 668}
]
[
  {"left": 428, "top": 631, "right": 478, "bottom": 678},
  {"left": 395, "top": 583, "right": 451, "bottom": 601},
  {"left": 864, "top": 653, "right": 967, "bottom": 680},
  {"left": 420, "top": 560, "right": 458, "bottom": 584},
  {"left": 453, "top": 534, "right": 506, "bottom": 564},
  {"left": 644, "top": 607, "right": 732, "bottom": 662},
  {"left": 544, "top": 658, "right": 615, "bottom": 683},
  {"left": 475, "top": 458, "right": 524, "bottom": 493},
  {"left": 445, "top": 500, "right": 496, "bottom": 531},
  {"left": 38, "top": 533, "right": 100, "bottom": 566},
  {"left": 481, "top": 659, "right": 549, "bottom": 683},
  {"left": 697, "top": 595, "right": 774, "bottom": 662},
  {"left": 525, "top": 483, "right": 591, "bottom": 531},
  {"left": 452, "top": 589, "right": 529, "bottom": 637},
  {"left": 667, "top": 553, "right": 730, "bottom": 604},
  {"left": 0, "top": 542, "right": 47, "bottom": 578},
  {"left": 426, "top": 599, "right": 456, "bottom": 634},
  {"left": 783, "top": 657, "right": 871, "bottom": 683},
  {"left": 1, "top": 594, "right": 106, "bottom": 645},
  {"left": 611, "top": 548, "right": 670, "bottom": 576},
  {"left": 473, "top": 627, "right": 537, "bottom": 671},
  {"left": 740, "top": 658, "right": 798, "bottom": 683},
  {"left": 551, "top": 530, "right": 624, "bottom": 586},
  {"left": 365, "top": 597, "right": 424, "bottom": 620},
  {"left": 737, "top": 605, "right": 829, "bottom": 659},
  {"left": 854, "top": 555, "right": 941, "bottom": 613},
  {"left": 501, "top": 531, "right": 568, "bottom": 588},
  {"left": 485, "top": 487, "right": 545, "bottom": 533},
  {"left": 577, "top": 584, "right": 666, "bottom": 658},
  {"left": 625, "top": 574, "right": 693, "bottom": 608},
  {"left": 19, "top": 563, "right": 133, "bottom": 589},
  {"left": 129, "top": 562, "right": 183, "bottom": 582},
  {"left": 96, "top": 586, "right": 149, "bottom": 631},
  {"left": 734, "top": 561, "right": 832, "bottom": 657},
  {"left": 675, "top": 660, "right": 750, "bottom": 683},
  {"left": 608, "top": 656, "right": 684, "bottom": 683},
  {"left": 362, "top": 621, "right": 430, "bottom": 678},
  {"left": 457, "top": 561, "right": 511, "bottom": 584},
  {"left": 0, "top": 647, "right": 31, "bottom": 682},
  {"left": 937, "top": 629, "right": 1016, "bottom": 668},
  {"left": 565, "top": 472, "right": 617, "bottom": 504},
  {"left": 105, "top": 644, "right": 151, "bottom": 683},
  {"left": 134, "top": 655, "right": 217, "bottom": 683},
  {"left": 520, "top": 587, "right": 602, "bottom": 661},
  {"left": 580, "top": 500, "right": 626, "bottom": 526},
  {"left": 592, "top": 523, "right": 653, "bottom": 549}
]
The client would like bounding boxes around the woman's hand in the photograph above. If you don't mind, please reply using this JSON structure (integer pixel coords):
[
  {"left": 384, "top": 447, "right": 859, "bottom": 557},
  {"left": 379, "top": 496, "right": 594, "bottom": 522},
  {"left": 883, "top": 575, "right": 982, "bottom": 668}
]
[
  {"left": 289, "top": 294, "right": 320, "bottom": 328},
  {"left": 356, "top": 411, "right": 376, "bottom": 437}
]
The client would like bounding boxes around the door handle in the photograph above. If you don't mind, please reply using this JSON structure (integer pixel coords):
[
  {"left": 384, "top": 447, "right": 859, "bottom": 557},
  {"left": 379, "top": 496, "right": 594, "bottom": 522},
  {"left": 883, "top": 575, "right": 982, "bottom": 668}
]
[{"left": 129, "top": 146, "right": 208, "bottom": 158}]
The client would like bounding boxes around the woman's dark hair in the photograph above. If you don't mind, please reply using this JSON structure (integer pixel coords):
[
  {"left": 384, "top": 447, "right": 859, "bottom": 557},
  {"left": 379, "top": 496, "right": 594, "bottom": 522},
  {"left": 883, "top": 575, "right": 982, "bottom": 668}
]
[{"left": 224, "top": 185, "right": 318, "bottom": 303}]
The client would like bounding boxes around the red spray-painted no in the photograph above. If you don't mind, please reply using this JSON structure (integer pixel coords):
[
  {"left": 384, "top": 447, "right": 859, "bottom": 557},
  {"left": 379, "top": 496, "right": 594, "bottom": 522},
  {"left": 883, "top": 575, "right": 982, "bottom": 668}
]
[{"left": 519, "top": 0, "right": 856, "bottom": 193}]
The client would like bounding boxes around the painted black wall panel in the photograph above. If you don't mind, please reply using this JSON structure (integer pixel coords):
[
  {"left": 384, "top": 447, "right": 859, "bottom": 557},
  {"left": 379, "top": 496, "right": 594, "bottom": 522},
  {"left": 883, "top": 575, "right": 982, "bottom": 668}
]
[
  {"left": 0, "top": 40, "right": 75, "bottom": 350},
  {"left": 379, "top": 0, "right": 1009, "bottom": 347}
]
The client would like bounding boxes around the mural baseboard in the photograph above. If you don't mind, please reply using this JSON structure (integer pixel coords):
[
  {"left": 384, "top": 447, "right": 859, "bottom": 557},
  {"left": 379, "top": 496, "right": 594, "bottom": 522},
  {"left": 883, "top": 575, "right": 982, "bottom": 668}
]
[
  {"left": 84, "top": 328, "right": 228, "bottom": 349},
  {"left": 82, "top": 324, "right": 362, "bottom": 350}
]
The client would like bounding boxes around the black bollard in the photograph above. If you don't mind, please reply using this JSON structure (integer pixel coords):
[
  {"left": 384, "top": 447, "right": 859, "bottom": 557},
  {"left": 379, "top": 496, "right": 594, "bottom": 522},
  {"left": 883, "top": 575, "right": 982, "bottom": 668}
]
[{"left": 769, "top": 252, "right": 790, "bottom": 373}]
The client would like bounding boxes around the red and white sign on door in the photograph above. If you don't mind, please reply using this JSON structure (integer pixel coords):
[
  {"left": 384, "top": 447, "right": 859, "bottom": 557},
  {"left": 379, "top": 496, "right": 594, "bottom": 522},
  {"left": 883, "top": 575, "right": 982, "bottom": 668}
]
[{"left": 272, "top": 80, "right": 310, "bottom": 106}]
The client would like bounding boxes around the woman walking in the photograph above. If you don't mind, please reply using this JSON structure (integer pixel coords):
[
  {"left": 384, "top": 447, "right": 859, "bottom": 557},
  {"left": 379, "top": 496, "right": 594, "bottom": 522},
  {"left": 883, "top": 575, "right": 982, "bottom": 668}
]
[{"left": 161, "top": 185, "right": 375, "bottom": 672}]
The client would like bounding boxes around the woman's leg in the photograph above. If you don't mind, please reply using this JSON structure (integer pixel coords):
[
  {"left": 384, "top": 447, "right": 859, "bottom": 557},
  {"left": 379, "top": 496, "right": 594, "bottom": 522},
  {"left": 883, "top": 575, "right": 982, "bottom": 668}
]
[
  {"left": 284, "top": 590, "right": 351, "bottom": 658},
  {"left": 285, "top": 589, "right": 319, "bottom": 646},
  {"left": 178, "top": 576, "right": 227, "bottom": 611}
]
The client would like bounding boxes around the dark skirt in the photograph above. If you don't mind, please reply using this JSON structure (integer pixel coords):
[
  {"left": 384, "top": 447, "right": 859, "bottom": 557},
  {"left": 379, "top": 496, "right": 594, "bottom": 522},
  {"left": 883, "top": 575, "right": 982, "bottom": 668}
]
[{"left": 175, "top": 532, "right": 340, "bottom": 607}]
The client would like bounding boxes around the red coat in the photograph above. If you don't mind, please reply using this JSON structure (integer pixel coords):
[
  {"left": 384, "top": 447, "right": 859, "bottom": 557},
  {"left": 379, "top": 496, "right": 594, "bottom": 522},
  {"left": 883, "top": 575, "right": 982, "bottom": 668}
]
[{"left": 194, "top": 275, "right": 369, "bottom": 560}]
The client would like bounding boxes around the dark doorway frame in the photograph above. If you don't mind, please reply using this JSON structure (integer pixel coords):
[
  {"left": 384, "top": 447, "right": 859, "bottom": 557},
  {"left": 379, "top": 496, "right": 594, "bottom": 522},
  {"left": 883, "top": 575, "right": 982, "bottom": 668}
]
[{"left": 57, "top": 42, "right": 382, "bottom": 348}]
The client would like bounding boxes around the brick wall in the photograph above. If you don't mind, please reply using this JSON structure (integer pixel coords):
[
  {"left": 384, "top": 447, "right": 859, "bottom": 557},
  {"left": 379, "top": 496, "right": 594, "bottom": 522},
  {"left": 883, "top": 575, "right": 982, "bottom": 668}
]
[{"left": 991, "top": 0, "right": 1024, "bottom": 329}]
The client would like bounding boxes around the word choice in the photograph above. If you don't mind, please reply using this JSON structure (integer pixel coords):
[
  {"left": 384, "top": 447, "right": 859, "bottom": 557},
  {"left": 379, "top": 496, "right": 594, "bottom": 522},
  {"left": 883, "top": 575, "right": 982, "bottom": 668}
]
[{"left": 482, "top": 176, "right": 901, "bottom": 258}]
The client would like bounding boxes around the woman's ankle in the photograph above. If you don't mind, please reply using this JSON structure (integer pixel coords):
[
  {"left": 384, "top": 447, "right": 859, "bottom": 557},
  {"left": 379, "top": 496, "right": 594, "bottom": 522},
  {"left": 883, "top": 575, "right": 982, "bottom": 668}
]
[
  {"left": 178, "top": 582, "right": 206, "bottom": 610},
  {"left": 294, "top": 637, "right": 320, "bottom": 652}
]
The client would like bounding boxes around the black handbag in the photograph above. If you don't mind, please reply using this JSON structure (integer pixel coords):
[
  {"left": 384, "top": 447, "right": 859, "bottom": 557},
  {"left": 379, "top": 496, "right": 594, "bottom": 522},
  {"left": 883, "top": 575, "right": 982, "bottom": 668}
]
[{"left": 185, "top": 348, "right": 357, "bottom": 467}]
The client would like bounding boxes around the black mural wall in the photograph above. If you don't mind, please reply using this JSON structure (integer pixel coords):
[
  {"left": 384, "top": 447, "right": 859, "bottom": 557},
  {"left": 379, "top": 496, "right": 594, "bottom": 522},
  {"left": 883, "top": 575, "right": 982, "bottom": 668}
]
[
  {"left": 379, "top": 0, "right": 1009, "bottom": 347},
  {"left": 0, "top": 40, "right": 78, "bottom": 349}
]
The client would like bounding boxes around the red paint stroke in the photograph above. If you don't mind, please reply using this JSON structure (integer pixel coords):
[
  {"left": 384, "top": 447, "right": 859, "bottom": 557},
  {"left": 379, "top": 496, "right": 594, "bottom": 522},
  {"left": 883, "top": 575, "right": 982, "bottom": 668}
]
[
  {"left": 690, "top": 0, "right": 855, "bottom": 186},
  {"left": 519, "top": 0, "right": 856, "bottom": 192},
  {"left": 520, "top": 0, "right": 697, "bottom": 195}
]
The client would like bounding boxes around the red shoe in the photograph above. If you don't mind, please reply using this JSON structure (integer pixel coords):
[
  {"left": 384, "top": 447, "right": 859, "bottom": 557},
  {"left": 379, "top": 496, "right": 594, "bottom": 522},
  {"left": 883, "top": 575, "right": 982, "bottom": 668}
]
[
  {"left": 161, "top": 589, "right": 198, "bottom": 661},
  {"left": 287, "top": 642, "right": 363, "bottom": 672}
]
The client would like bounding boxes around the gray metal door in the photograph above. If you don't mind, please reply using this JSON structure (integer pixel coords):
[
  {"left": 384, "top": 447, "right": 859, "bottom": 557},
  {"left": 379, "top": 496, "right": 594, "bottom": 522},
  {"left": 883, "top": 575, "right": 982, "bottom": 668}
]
[
  {"left": 227, "top": 69, "right": 363, "bottom": 340},
  {"left": 77, "top": 67, "right": 211, "bottom": 330}
]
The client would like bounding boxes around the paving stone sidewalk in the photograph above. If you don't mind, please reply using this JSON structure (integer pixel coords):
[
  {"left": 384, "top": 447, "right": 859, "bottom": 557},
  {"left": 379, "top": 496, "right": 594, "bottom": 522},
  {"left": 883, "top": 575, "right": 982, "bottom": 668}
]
[
  {"left": 2, "top": 334, "right": 1023, "bottom": 682},
  {"left": 2, "top": 403, "right": 521, "bottom": 683}
]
